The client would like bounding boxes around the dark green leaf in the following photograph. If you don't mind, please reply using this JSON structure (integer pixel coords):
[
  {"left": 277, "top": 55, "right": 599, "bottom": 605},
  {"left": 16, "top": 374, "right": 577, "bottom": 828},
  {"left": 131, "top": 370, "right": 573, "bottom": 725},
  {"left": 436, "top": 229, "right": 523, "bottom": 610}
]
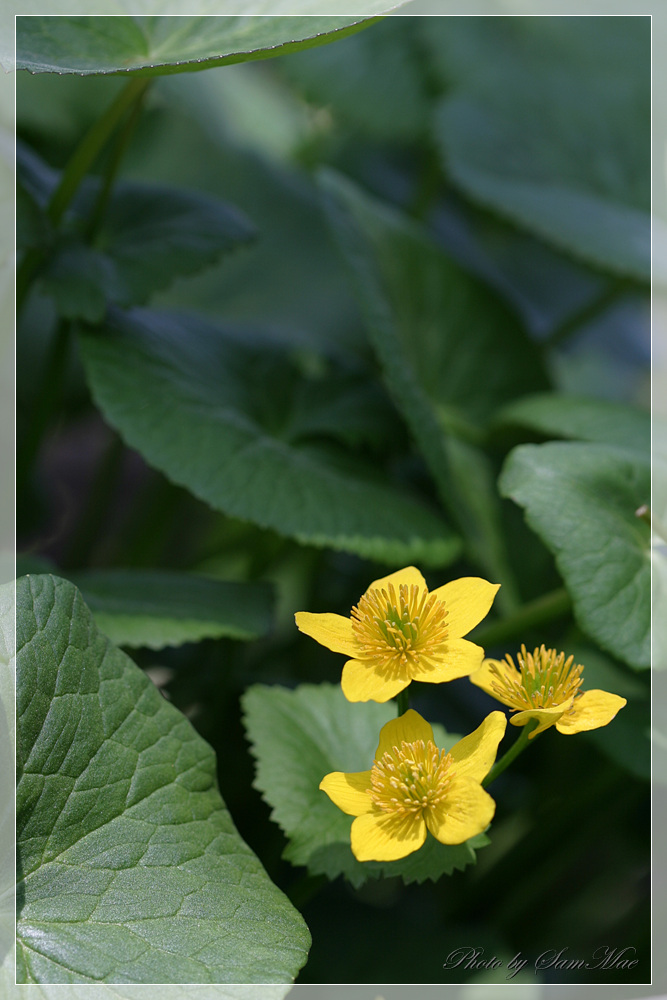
[
  {"left": 78, "top": 308, "right": 461, "bottom": 567},
  {"left": 242, "top": 683, "right": 486, "bottom": 888},
  {"left": 427, "top": 17, "right": 651, "bottom": 280},
  {"left": 16, "top": 14, "right": 386, "bottom": 76},
  {"left": 91, "top": 182, "right": 256, "bottom": 305},
  {"left": 321, "top": 169, "right": 548, "bottom": 600},
  {"left": 499, "top": 442, "right": 650, "bottom": 668},
  {"left": 18, "top": 142, "right": 257, "bottom": 314},
  {"left": 495, "top": 393, "right": 650, "bottom": 452},
  {"left": 16, "top": 574, "right": 310, "bottom": 984},
  {"left": 68, "top": 569, "right": 274, "bottom": 649}
]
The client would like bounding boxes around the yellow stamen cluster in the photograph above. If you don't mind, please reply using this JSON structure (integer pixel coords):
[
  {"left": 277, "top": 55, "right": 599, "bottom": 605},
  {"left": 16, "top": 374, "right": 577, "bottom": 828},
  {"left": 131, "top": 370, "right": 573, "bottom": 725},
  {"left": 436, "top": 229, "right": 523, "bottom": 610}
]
[
  {"left": 368, "top": 738, "right": 452, "bottom": 815},
  {"left": 351, "top": 583, "right": 449, "bottom": 677},
  {"left": 490, "top": 644, "right": 583, "bottom": 713}
]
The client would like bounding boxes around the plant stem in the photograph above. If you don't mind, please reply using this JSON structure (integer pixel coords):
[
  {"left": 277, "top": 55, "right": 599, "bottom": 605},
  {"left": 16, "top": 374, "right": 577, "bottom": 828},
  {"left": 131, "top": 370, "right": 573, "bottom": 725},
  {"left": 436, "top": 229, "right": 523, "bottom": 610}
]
[
  {"left": 85, "top": 81, "right": 150, "bottom": 242},
  {"left": 396, "top": 689, "right": 410, "bottom": 717},
  {"left": 48, "top": 77, "right": 151, "bottom": 227},
  {"left": 482, "top": 719, "right": 539, "bottom": 788},
  {"left": 472, "top": 587, "right": 571, "bottom": 649}
]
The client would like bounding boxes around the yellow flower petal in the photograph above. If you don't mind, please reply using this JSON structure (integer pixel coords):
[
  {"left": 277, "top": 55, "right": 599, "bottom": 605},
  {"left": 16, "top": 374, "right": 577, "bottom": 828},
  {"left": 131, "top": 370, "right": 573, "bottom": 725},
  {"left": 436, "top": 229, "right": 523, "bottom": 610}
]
[
  {"left": 319, "top": 770, "right": 373, "bottom": 816},
  {"left": 425, "top": 777, "right": 496, "bottom": 845},
  {"left": 510, "top": 703, "right": 569, "bottom": 737},
  {"left": 469, "top": 657, "right": 515, "bottom": 705},
  {"left": 294, "top": 612, "right": 359, "bottom": 656},
  {"left": 448, "top": 711, "right": 507, "bottom": 782},
  {"left": 430, "top": 577, "right": 500, "bottom": 639},
  {"left": 409, "top": 637, "right": 485, "bottom": 684},
  {"left": 341, "top": 658, "right": 407, "bottom": 703},
  {"left": 366, "top": 565, "right": 427, "bottom": 595},
  {"left": 556, "top": 690, "right": 627, "bottom": 734},
  {"left": 375, "top": 709, "right": 434, "bottom": 758},
  {"left": 350, "top": 810, "right": 427, "bottom": 861}
]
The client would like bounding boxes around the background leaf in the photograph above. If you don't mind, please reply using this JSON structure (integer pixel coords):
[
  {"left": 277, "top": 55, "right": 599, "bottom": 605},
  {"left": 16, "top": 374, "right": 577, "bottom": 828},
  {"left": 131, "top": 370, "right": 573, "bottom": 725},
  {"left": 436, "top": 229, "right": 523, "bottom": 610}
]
[
  {"left": 427, "top": 17, "right": 651, "bottom": 281},
  {"left": 77, "top": 307, "right": 461, "bottom": 567},
  {"left": 15, "top": 14, "right": 385, "bottom": 76},
  {"left": 242, "top": 682, "right": 487, "bottom": 889},
  {"left": 321, "top": 169, "right": 549, "bottom": 602},
  {"left": 499, "top": 441, "right": 650, "bottom": 669},
  {"left": 69, "top": 569, "right": 274, "bottom": 649},
  {"left": 16, "top": 574, "right": 310, "bottom": 984},
  {"left": 495, "top": 393, "right": 650, "bottom": 452}
]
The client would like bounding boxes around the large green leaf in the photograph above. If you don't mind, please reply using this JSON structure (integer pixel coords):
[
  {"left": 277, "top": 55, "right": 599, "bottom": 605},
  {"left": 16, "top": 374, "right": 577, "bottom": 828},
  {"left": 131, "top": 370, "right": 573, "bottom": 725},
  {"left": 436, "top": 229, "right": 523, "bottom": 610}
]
[
  {"left": 321, "top": 170, "right": 549, "bottom": 601},
  {"left": 69, "top": 569, "right": 274, "bottom": 650},
  {"left": 426, "top": 18, "right": 652, "bottom": 281},
  {"left": 499, "top": 442, "right": 650, "bottom": 669},
  {"left": 16, "top": 14, "right": 385, "bottom": 76},
  {"left": 496, "top": 393, "right": 650, "bottom": 452},
  {"left": 242, "top": 683, "right": 487, "bottom": 889},
  {"left": 78, "top": 308, "right": 460, "bottom": 567},
  {"left": 16, "top": 574, "right": 310, "bottom": 984}
]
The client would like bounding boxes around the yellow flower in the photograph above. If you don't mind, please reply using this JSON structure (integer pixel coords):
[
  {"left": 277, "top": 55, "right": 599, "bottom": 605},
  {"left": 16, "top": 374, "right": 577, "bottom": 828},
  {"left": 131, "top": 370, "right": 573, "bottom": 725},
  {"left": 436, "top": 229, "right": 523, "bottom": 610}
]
[
  {"left": 295, "top": 566, "right": 500, "bottom": 703},
  {"left": 319, "top": 709, "right": 507, "bottom": 862},
  {"left": 470, "top": 644, "right": 627, "bottom": 738}
]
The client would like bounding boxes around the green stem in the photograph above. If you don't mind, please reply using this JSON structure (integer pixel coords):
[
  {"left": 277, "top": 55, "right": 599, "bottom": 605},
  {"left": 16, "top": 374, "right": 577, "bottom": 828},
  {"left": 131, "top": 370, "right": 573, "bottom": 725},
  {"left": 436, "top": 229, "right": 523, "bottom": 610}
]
[
  {"left": 48, "top": 77, "right": 150, "bottom": 227},
  {"left": 16, "top": 77, "right": 151, "bottom": 315},
  {"left": 472, "top": 587, "right": 571, "bottom": 649},
  {"left": 482, "top": 719, "right": 539, "bottom": 788},
  {"left": 396, "top": 689, "right": 410, "bottom": 717},
  {"left": 85, "top": 81, "right": 150, "bottom": 242}
]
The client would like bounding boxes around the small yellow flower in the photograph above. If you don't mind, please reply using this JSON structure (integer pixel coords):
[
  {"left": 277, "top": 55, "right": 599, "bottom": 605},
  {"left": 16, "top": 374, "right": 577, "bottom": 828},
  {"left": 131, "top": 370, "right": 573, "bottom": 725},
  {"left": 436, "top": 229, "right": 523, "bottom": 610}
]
[
  {"left": 295, "top": 566, "right": 500, "bottom": 703},
  {"left": 320, "top": 709, "right": 507, "bottom": 861},
  {"left": 470, "top": 644, "right": 627, "bottom": 738}
]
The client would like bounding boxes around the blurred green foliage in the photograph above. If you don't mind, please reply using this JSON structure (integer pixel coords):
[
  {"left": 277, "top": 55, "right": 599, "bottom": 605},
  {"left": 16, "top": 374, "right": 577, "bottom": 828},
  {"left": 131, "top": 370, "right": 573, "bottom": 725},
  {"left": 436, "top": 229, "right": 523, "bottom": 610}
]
[{"left": 16, "top": 14, "right": 650, "bottom": 986}]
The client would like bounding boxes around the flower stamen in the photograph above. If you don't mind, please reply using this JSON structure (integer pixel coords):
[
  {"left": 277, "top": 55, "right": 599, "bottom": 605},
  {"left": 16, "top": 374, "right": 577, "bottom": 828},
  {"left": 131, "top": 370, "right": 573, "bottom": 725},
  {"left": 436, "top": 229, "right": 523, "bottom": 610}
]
[
  {"left": 489, "top": 643, "right": 584, "bottom": 713},
  {"left": 351, "top": 583, "right": 449, "bottom": 678},
  {"left": 368, "top": 738, "right": 453, "bottom": 815}
]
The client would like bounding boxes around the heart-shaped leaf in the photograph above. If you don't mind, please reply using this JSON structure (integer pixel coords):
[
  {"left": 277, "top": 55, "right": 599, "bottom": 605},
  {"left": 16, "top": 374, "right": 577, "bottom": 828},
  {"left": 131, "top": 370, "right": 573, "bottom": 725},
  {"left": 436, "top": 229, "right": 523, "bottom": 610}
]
[
  {"left": 16, "top": 574, "right": 310, "bottom": 984},
  {"left": 242, "top": 683, "right": 487, "bottom": 889}
]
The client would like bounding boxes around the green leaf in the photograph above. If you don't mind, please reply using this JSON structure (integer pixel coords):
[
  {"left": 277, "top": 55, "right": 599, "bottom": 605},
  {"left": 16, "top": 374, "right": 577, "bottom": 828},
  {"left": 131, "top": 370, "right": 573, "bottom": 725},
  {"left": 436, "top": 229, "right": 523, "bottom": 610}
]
[
  {"left": 242, "top": 683, "right": 487, "bottom": 889},
  {"left": 427, "top": 18, "right": 651, "bottom": 281},
  {"left": 16, "top": 574, "right": 310, "bottom": 984},
  {"left": 495, "top": 393, "right": 650, "bottom": 452},
  {"left": 18, "top": 143, "right": 257, "bottom": 314},
  {"left": 279, "top": 16, "right": 429, "bottom": 142},
  {"left": 78, "top": 308, "right": 460, "bottom": 567},
  {"left": 67, "top": 569, "right": 274, "bottom": 650},
  {"left": 16, "top": 14, "right": 386, "bottom": 76},
  {"left": 321, "top": 169, "right": 549, "bottom": 600},
  {"left": 499, "top": 442, "right": 650, "bottom": 669},
  {"left": 88, "top": 181, "right": 257, "bottom": 306}
]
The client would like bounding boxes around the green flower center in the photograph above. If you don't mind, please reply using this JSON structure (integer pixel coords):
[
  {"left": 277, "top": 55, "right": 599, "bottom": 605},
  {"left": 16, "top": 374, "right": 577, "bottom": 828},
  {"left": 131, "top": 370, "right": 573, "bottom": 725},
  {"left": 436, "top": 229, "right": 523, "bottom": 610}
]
[
  {"left": 368, "top": 738, "right": 452, "bottom": 815},
  {"left": 351, "top": 583, "right": 449, "bottom": 676},
  {"left": 490, "top": 644, "right": 583, "bottom": 712}
]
